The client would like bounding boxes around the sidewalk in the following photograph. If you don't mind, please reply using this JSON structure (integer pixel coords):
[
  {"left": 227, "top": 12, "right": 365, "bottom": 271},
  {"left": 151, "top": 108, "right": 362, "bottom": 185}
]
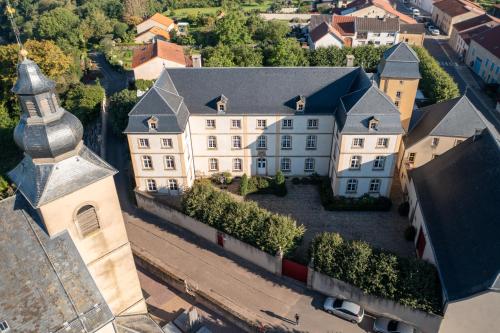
[{"left": 124, "top": 209, "right": 374, "bottom": 333}]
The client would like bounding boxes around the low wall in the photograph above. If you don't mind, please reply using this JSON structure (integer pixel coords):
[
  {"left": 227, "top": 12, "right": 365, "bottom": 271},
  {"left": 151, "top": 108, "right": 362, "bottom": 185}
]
[
  {"left": 309, "top": 268, "right": 443, "bottom": 333},
  {"left": 135, "top": 191, "right": 282, "bottom": 276}
]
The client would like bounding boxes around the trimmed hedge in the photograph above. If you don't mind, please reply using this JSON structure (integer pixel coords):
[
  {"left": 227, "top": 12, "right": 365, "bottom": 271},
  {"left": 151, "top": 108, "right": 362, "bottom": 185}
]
[
  {"left": 310, "top": 232, "right": 442, "bottom": 314},
  {"left": 183, "top": 181, "right": 304, "bottom": 255},
  {"left": 320, "top": 179, "right": 392, "bottom": 211}
]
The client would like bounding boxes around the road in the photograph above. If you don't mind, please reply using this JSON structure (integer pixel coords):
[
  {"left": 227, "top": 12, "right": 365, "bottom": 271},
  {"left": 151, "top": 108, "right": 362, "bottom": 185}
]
[{"left": 89, "top": 52, "right": 128, "bottom": 95}]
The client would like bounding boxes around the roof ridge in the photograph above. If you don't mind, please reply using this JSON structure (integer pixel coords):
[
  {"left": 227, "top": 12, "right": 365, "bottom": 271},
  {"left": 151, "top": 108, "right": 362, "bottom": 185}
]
[
  {"left": 152, "top": 86, "right": 179, "bottom": 114},
  {"left": 430, "top": 95, "right": 468, "bottom": 134},
  {"left": 340, "top": 85, "right": 371, "bottom": 112},
  {"left": 128, "top": 86, "right": 154, "bottom": 116}
]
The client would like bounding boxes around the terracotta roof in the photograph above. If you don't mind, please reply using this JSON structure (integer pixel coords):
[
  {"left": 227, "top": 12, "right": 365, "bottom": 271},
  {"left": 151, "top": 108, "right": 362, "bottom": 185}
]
[
  {"left": 355, "top": 17, "right": 400, "bottom": 32},
  {"left": 333, "top": 15, "right": 356, "bottom": 35},
  {"left": 453, "top": 14, "right": 497, "bottom": 32},
  {"left": 471, "top": 25, "right": 500, "bottom": 58},
  {"left": 145, "top": 13, "right": 174, "bottom": 27},
  {"left": 132, "top": 40, "right": 187, "bottom": 68},
  {"left": 434, "top": 0, "right": 484, "bottom": 18},
  {"left": 136, "top": 26, "right": 171, "bottom": 40},
  {"left": 371, "top": 0, "right": 417, "bottom": 24}
]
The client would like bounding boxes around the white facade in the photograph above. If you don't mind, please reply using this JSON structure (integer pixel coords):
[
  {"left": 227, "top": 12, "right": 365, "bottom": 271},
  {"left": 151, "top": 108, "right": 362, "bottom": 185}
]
[
  {"left": 136, "top": 19, "right": 174, "bottom": 35},
  {"left": 133, "top": 57, "right": 186, "bottom": 80},
  {"left": 309, "top": 33, "right": 344, "bottom": 49},
  {"left": 352, "top": 31, "right": 399, "bottom": 46}
]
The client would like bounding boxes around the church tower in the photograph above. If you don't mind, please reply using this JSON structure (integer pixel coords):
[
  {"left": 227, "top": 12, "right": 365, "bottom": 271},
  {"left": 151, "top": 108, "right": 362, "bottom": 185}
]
[
  {"left": 377, "top": 42, "right": 421, "bottom": 131},
  {"left": 8, "top": 52, "right": 147, "bottom": 316}
]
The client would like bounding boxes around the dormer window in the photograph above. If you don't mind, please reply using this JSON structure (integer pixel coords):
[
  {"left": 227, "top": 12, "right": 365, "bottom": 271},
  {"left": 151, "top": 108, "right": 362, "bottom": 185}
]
[
  {"left": 296, "top": 95, "right": 306, "bottom": 112},
  {"left": 147, "top": 116, "right": 158, "bottom": 130},
  {"left": 369, "top": 118, "right": 379, "bottom": 131},
  {"left": 217, "top": 94, "right": 228, "bottom": 114}
]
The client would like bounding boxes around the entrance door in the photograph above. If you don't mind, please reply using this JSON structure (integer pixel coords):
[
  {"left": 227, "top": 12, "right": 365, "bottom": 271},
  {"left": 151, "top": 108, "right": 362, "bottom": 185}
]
[{"left": 257, "top": 158, "right": 266, "bottom": 175}]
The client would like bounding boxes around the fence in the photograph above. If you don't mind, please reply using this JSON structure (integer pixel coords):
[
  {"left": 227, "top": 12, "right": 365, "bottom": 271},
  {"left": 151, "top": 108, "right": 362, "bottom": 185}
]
[
  {"left": 135, "top": 191, "right": 282, "bottom": 276},
  {"left": 308, "top": 268, "right": 443, "bottom": 333}
]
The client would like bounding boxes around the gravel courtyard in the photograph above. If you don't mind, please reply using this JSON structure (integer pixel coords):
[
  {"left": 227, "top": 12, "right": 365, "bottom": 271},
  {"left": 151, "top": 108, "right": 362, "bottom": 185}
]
[{"left": 249, "top": 182, "right": 415, "bottom": 262}]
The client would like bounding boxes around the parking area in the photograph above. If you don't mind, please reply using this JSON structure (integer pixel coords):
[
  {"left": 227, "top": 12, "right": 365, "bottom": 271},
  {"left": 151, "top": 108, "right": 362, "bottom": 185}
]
[{"left": 249, "top": 181, "right": 415, "bottom": 263}]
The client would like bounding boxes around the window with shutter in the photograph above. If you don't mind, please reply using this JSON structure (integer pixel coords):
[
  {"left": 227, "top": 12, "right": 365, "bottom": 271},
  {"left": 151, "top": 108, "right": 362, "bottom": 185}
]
[{"left": 76, "top": 205, "right": 100, "bottom": 237}]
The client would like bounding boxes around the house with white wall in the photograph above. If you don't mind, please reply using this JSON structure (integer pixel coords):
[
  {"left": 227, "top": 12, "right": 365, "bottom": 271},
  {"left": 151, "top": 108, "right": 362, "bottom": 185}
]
[
  {"left": 132, "top": 40, "right": 188, "bottom": 80},
  {"left": 449, "top": 14, "right": 498, "bottom": 59},
  {"left": 465, "top": 25, "right": 500, "bottom": 84}
]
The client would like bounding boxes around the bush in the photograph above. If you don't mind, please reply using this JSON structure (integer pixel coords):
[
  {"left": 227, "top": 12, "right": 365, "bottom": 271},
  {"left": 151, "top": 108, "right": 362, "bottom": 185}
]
[
  {"left": 404, "top": 225, "right": 417, "bottom": 241},
  {"left": 63, "top": 83, "right": 105, "bottom": 125},
  {"left": 310, "top": 232, "right": 442, "bottom": 313},
  {"left": 239, "top": 173, "right": 249, "bottom": 195},
  {"left": 108, "top": 89, "right": 138, "bottom": 135},
  {"left": 211, "top": 172, "right": 233, "bottom": 185},
  {"left": 134, "top": 79, "right": 154, "bottom": 91},
  {"left": 183, "top": 181, "right": 305, "bottom": 255},
  {"left": 398, "top": 202, "right": 410, "bottom": 216},
  {"left": 273, "top": 171, "right": 287, "bottom": 197}
]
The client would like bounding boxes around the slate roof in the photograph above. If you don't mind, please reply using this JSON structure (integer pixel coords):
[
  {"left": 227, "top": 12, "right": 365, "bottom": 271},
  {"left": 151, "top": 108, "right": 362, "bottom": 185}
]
[
  {"left": 378, "top": 42, "right": 421, "bottom": 79},
  {"left": 354, "top": 17, "right": 400, "bottom": 33},
  {"left": 433, "top": 0, "right": 484, "bottom": 17},
  {"left": 409, "top": 127, "right": 500, "bottom": 301},
  {"left": 453, "top": 14, "right": 496, "bottom": 32},
  {"left": 404, "top": 94, "right": 487, "bottom": 147},
  {"left": 470, "top": 25, "right": 500, "bottom": 59},
  {"left": 309, "top": 14, "right": 332, "bottom": 31},
  {"left": 399, "top": 23, "right": 425, "bottom": 34},
  {"left": 309, "top": 22, "right": 345, "bottom": 42},
  {"left": 337, "top": 82, "right": 403, "bottom": 134},
  {"left": 0, "top": 195, "right": 114, "bottom": 333}
]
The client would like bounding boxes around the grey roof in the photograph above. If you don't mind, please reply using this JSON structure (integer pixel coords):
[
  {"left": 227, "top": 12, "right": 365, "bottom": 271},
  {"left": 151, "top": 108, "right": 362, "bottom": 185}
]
[
  {"left": 409, "top": 128, "right": 500, "bottom": 301},
  {"left": 399, "top": 23, "right": 425, "bottom": 34},
  {"left": 115, "top": 314, "right": 164, "bottom": 333},
  {"left": 378, "top": 42, "right": 421, "bottom": 79},
  {"left": 8, "top": 145, "right": 117, "bottom": 208},
  {"left": 309, "top": 14, "right": 332, "bottom": 31},
  {"left": 404, "top": 94, "right": 487, "bottom": 147},
  {"left": 0, "top": 195, "right": 114, "bottom": 333},
  {"left": 337, "top": 82, "right": 403, "bottom": 134},
  {"left": 11, "top": 59, "right": 56, "bottom": 95},
  {"left": 354, "top": 17, "right": 400, "bottom": 33},
  {"left": 310, "top": 22, "right": 333, "bottom": 42}
]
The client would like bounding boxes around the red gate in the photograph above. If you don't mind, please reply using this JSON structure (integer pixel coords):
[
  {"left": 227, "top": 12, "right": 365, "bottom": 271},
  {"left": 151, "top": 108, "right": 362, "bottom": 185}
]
[{"left": 282, "top": 259, "right": 308, "bottom": 283}]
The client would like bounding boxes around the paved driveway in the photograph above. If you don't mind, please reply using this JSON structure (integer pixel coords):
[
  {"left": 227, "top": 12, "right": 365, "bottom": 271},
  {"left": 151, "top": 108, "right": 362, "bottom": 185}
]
[{"left": 249, "top": 183, "right": 414, "bottom": 262}]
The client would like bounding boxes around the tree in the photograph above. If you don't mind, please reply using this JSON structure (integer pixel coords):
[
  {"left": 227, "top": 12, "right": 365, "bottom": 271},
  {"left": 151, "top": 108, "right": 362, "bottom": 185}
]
[
  {"left": 80, "top": 9, "right": 113, "bottom": 43},
  {"left": 240, "top": 173, "right": 249, "bottom": 195},
  {"left": 108, "top": 89, "right": 138, "bottom": 135},
  {"left": 309, "top": 46, "right": 347, "bottom": 66},
  {"left": 214, "top": 10, "right": 252, "bottom": 45},
  {"left": 232, "top": 45, "right": 263, "bottom": 67},
  {"left": 123, "top": 0, "right": 147, "bottom": 23},
  {"left": 113, "top": 22, "right": 130, "bottom": 40},
  {"left": 254, "top": 20, "right": 290, "bottom": 44},
  {"left": 64, "top": 83, "right": 105, "bottom": 125},
  {"left": 203, "top": 44, "right": 236, "bottom": 67},
  {"left": 37, "top": 7, "right": 81, "bottom": 49},
  {"left": 265, "top": 38, "right": 308, "bottom": 66}
]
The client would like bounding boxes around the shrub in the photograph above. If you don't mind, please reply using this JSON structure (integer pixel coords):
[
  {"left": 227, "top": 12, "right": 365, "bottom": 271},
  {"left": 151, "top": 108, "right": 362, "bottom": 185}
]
[
  {"left": 239, "top": 173, "right": 249, "bottom": 195},
  {"left": 134, "top": 79, "right": 154, "bottom": 91},
  {"left": 310, "top": 232, "right": 441, "bottom": 313},
  {"left": 404, "top": 225, "right": 417, "bottom": 241},
  {"left": 274, "top": 171, "right": 285, "bottom": 185},
  {"left": 273, "top": 171, "right": 287, "bottom": 197},
  {"left": 210, "top": 172, "right": 233, "bottom": 185},
  {"left": 398, "top": 202, "right": 410, "bottom": 216},
  {"left": 183, "top": 181, "right": 305, "bottom": 255}
]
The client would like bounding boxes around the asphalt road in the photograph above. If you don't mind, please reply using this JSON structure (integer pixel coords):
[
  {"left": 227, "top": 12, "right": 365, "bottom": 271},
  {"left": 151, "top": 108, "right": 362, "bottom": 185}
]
[{"left": 89, "top": 52, "right": 128, "bottom": 95}]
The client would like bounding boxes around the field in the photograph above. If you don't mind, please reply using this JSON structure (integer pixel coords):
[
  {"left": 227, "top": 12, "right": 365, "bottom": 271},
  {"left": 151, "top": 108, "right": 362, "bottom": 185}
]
[{"left": 169, "top": 1, "right": 274, "bottom": 19}]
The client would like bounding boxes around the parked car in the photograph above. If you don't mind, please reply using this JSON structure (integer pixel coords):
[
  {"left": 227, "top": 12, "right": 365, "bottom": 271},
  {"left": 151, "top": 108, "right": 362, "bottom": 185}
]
[
  {"left": 412, "top": 8, "right": 421, "bottom": 16},
  {"left": 428, "top": 25, "right": 440, "bottom": 35},
  {"left": 323, "top": 297, "right": 364, "bottom": 323},
  {"left": 373, "top": 317, "right": 417, "bottom": 333}
]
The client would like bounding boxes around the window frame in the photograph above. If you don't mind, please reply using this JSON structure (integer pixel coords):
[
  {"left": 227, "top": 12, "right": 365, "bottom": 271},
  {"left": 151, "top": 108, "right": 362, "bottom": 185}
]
[
  {"left": 75, "top": 204, "right": 100, "bottom": 238},
  {"left": 207, "top": 136, "right": 217, "bottom": 149},
  {"left": 369, "top": 179, "right": 381, "bottom": 193},
  {"left": 168, "top": 179, "right": 178, "bottom": 191},
  {"left": 282, "top": 119, "right": 293, "bottom": 129},
  {"left": 408, "top": 152, "right": 416, "bottom": 163},
  {"left": 281, "top": 135, "right": 292, "bottom": 150},
  {"left": 142, "top": 155, "right": 153, "bottom": 169},
  {"left": 376, "top": 137, "right": 389, "bottom": 148},
  {"left": 205, "top": 119, "right": 216, "bottom": 129},
  {"left": 349, "top": 155, "right": 362, "bottom": 170},
  {"left": 351, "top": 138, "right": 364, "bottom": 148},
  {"left": 280, "top": 157, "right": 291, "bottom": 172},
  {"left": 164, "top": 156, "right": 176, "bottom": 170},
  {"left": 232, "top": 135, "right": 242, "bottom": 149},
  {"left": 161, "top": 138, "right": 173, "bottom": 149},
  {"left": 346, "top": 179, "right": 358, "bottom": 193},
  {"left": 209, "top": 158, "right": 219, "bottom": 171},
  {"left": 231, "top": 119, "right": 241, "bottom": 129},
  {"left": 307, "top": 119, "right": 319, "bottom": 129},
  {"left": 306, "top": 135, "right": 317, "bottom": 150},
  {"left": 304, "top": 158, "right": 315, "bottom": 171},
  {"left": 373, "top": 156, "right": 386, "bottom": 170},
  {"left": 138, "top": 138, "right": 150, "bottom": 149},
  {"left": 257, "top": 135, "right": 267, "bottom": 149},
  {"left": 256, "top": 119, "right": 267, "bottom": 129},
  {"left": 146, "top": 179, "right": 157, "bottom": 192},
  {"left": 233, "top": 158, "right": 242, "bottom": 171}
]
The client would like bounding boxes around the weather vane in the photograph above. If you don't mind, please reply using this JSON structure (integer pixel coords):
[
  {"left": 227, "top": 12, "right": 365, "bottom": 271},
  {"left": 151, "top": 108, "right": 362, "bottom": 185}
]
[{"left": 4, "top": 0, "right": 26, "bottom": 60}]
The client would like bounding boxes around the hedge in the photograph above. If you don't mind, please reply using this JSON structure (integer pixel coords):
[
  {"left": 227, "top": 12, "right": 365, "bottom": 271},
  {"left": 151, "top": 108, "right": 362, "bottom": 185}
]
[
  {"left": 182, "top": 181, "right": 304, "bottom": 255},
  {"left": 239, "top": 173, "right": 287, "bottom": 197},
  {"left": 310, "top": 232, "right": 442, "bottom": 314}
]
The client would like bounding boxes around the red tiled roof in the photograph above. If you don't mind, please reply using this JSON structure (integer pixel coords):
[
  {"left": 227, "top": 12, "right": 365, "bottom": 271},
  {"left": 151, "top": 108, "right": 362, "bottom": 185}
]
[
  {"left": 136, "top": 26, "right": 171, "bottom": 40},
  {"left": 332, "top": 15, "right": 356, "bottom": 35},
  {"left": 132, "top": 40, "right": 187, "bottom": 68},
  {"left": 371, "top": 0, "right": 417, "bottom": 24},
  {"left": 146, "top": 13, "right": 174, "bottom": 28},
  {"left": 471, "top": 25, "right": 500, "bottom": 58},
  {"left": 434, "top": 0, "right": 484, "bottom": 18}
]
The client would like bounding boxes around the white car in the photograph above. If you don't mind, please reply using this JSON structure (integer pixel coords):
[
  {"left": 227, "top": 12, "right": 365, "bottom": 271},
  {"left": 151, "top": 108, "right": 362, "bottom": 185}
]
[
  {"left": 412, "top": 8, "right": 420, "bottom": 16},
  {"left": 428, "top": 26, "right": 440, "bottom": 35},
  {"left": 373, "top": 317, "right": 417, "bottom": 333},
  {"left": 323, "top": 297, "right": 364, "bottom": 323}
]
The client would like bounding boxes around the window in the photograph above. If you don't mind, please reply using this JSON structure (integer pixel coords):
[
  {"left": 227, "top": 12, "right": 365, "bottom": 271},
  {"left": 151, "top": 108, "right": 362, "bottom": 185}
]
[
  {"left": 352, "top": 138, "right": 364, "bottom": 148},
  {"left": 306, "top": 135, "right": 317, "bottom": 149},
  {"left": 432, "top": 154, "right": 440, "bottom": 159},
  {"left": 431, "top": 137, "right": 440, "bottom": 147},
  {"left": 297, "top": 103, "right": 304, "bottom": 111},
  {"left": 282, "top": 119, "right": 293, "bottom": 129},
  {"left": 369, "top": 179, "right": 381, "bottom": 193},
  {"left": 206, "top": 119, "right": 216, "bottom": 128},
  {"left": 376, "top": 137, "right": 389, "bottom": 148},
  {"left": 218, "top": 104, "right": 225, "bottom": 112},
  {"left": 209, "top": 158, "right": 219, "bottom": 171},
  {"left": 146, "top": 179, "right": 157, "bottom": 192},
  {"left": 257, "top": 119, "right": 267, "bottom": 128},
  {"left": 369, "top": 118, "right": 379, "bottom": 130},
  {"left": 257, "top": 135, "right": 267, "bottom": 149},
  {"left": 396, "top": 91, "right": 402, "bottom": 99},
  {"left": 350, "top": 155, "right": 361, "bottom": 169},
  {"left": 307, "top": 119, "right": 318, "bottom": 129},
  {"left": 281, "top": 158, "right": 291, "bottom": 172},
  {"left": 232, "top": 136, "right": 242, "bottom": 149},
  {"left": 168, "top": 179, "right": 178, "bottom": 191},
  {"left": 373, "top": 156, "right": 385, "bottom": 170},
  {"left": 231, "top": 119, "right": 241, "bottom": 129},
  {"left": 76, "top": 205, "right": 100, "bottom": 237},
  {"left": 408, "top": 152, "right": 416, "bottom": 163},
  {"left": 165, "top": 156, "right": 175, "bottom": 169},
  {"left": 150, "top": 122, "right": 157, "bottom": 130},
  {"left": 346, "top": 179, "right": 358, "bottom": 193},
  {"left": 207, "top": 136, "right": 217, "bottom": 149},
  {"left": 161, "top": 138, "right": 173, "bottom": 148},
  {"left": 305, "top": 158, "right": 315, "bottom": 171},
  {"left": 281, "top": 135, "right": 292, "bottom": 149},
  {"left": 399, "top": 80, "right": 404, "bottom": 85},
  {"left": 142, "top": 156, "right": 153, "bottom": 169},
  {"left": 395, "top": 101, "right": 400, "bottom": 107},
  {"left": 233, "top": 158, "right": 242, "bottom": 171},
  {"left": 138, "top": 138, "right": 150, "bottom": 148},
  {"left": 373, "top": 33, "right": 380, "bottom": 37}
]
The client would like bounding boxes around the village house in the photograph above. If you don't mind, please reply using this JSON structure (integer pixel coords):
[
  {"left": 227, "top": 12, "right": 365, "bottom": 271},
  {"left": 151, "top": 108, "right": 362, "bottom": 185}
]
[
  {"left": 132, "top": 40, "right": 189, "bottom": 80},
  {"left": 398, "top": 23, "right": 425, "bottom": 46},
  {"left": 332, "top": 0, "right": 417, "bottom": 24},
  {"left": 431, "top": 0, "right": 484, "bottom": 36},
  {"left": 449, "top": 15, "right": 498, "bottom": 59},
  {"left": 135, "top": 13, "right": 176, "bottom": 44},
  {"left": 465, "top": 25, "right": 500, "bottom": 84}
]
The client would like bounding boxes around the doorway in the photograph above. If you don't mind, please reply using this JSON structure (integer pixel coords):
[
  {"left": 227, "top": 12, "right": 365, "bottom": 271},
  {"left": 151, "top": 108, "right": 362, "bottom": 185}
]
[{"left": 257, "top": 158, "right": 266, "bottom": 175}]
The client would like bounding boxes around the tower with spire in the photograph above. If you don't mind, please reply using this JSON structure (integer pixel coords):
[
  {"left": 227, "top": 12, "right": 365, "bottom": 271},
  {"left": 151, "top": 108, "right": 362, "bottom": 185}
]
[{"left": 8, "top": 54, "right": 147, "bottom": 316}]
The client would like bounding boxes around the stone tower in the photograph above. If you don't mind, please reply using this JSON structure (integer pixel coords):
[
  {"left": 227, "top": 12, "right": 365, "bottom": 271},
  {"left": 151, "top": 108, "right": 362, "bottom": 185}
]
[
  {"left": 8, "top": 54, "right": 147, "bottom": 316},
  {"left": 377, "top": 42, "right": 421, "bottom": 131}
]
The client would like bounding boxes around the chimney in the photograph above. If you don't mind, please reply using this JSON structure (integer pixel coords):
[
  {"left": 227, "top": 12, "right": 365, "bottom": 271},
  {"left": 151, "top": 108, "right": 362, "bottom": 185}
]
[
  {"left": 191, "top": 54, "right": 202, "bottom": 68},
  {"left": 346, "top": 54, "right": 355, "bottom": 67}
]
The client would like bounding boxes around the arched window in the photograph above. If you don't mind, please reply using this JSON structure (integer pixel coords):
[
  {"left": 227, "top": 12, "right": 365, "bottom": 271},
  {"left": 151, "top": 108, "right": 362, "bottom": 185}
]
[{"left": 76, "top": 205, "right": 100, "bottom": 238}]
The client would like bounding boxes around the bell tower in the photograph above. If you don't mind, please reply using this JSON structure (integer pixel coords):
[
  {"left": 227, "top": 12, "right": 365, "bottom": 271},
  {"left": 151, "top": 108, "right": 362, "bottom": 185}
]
[{"left": 8, "top": 52, "right": 147, "bottom": 316}]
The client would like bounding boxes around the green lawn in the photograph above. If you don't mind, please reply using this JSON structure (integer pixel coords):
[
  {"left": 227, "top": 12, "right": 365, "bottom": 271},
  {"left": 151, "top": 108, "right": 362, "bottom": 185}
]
[
  {"left": 170, "top": 2, "right": 273, "bottom": 19},
  {"left": 106, "top": 47, "right": 134, "bottom": 70}
]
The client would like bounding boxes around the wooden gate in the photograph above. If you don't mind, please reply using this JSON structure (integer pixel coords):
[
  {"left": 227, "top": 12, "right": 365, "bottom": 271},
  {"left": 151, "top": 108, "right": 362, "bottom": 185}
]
[{"left": 282, "top": 259, "right": 308, "bottom": 283}]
